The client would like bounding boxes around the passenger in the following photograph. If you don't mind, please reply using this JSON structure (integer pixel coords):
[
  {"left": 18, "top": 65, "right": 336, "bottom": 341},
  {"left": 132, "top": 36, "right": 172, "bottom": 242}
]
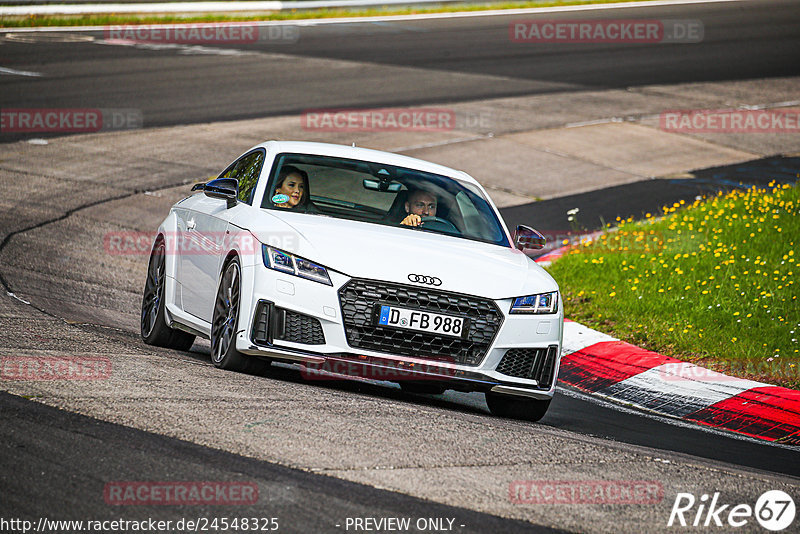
[
  {"left": 400, "top": 189, "right": 438, "bottom": 226},
  {"left": 272, "top": 166, "right": 312, "bottom": 210}
]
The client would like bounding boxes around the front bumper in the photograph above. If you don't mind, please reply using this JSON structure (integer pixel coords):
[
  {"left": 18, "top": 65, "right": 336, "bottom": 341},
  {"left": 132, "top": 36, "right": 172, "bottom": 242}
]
[{"left": 235, "top": 266, "right": 563, "bottom": 398}]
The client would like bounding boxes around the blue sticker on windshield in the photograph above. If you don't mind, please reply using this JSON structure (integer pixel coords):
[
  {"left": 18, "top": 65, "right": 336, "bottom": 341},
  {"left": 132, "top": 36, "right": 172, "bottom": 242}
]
[{"left": 272, "top": 194, "right": 290, "bottom": 204}]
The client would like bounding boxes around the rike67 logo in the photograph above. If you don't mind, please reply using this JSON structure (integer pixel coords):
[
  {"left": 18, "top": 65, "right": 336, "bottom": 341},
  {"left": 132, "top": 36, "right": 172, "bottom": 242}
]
[{"left": 668, "top": 490, "right": 795, "bottom": 531}]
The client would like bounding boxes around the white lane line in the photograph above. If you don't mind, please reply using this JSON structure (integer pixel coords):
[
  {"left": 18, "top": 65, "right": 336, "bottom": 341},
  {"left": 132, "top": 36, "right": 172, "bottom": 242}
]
[
  {"left": 95, "top": 39, "right": 258, "bottom": 56},
  {"left": 392, "top": 134, "right": 491, "bottom": 153},
  {"left": 6, "top": 292, "right": 32, "bottom": 305},
  {"left": 739, "top": 100, "right": 800, "bottom": 110},
  {"left": 565, "top": 117, "right": 625, "bottom": 128},
  {"left": 0, "top": 66, "right": 43, "bottom": 77}
]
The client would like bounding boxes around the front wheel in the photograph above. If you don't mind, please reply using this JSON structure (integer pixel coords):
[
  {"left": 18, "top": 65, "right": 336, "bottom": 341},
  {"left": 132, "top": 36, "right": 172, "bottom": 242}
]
[
  {"left": 141, "top": 240, "right": 195, "bottom": 351},
  {"left": 210, "top": 257, "right": 269, "bottom": 374},
  {"left": 485, "top": 392, "right": 551, "bottom": 422}
]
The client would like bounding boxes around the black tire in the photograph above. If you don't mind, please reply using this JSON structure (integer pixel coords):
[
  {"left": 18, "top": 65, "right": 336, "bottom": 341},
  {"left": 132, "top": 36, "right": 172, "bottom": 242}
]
[
  {"left": 210, "top": 257, "right": 269, "bottom": 374},
  {"left": 399, "top": 382, "right": 448, "bottom": 395},
  {"left": 141, "top": 240, "right": 195, "bottom": 351},
  {"left": 485, "top": 392, "right": 551, "bottom": 422}
]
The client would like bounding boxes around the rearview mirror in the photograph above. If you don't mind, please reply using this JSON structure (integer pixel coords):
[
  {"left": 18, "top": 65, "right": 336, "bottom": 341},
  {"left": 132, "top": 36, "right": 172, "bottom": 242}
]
[
  {"left": 363, "top": 178, "right": 402, "bottom": 192},
  {"left": 514, "top": 225, "right": 546, "bottom": 251},
  {"left": 200, "top": 177, "right": 238, "bottom": 208}
]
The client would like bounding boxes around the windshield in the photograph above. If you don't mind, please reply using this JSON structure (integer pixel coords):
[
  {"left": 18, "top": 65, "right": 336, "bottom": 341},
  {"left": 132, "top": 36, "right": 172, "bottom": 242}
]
[{"left": 260, "top": 153, "right": 510, "bottom": 248}]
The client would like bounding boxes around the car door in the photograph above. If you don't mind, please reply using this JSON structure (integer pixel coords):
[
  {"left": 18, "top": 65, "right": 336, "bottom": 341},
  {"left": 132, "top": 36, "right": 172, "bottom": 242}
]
[{"left": 180, "top": 149, "right": 266, "bottom": 322}]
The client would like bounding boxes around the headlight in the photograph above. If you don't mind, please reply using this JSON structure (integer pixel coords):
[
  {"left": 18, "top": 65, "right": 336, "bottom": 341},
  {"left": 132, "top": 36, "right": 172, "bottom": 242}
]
[
  {"left": 262, "top": 245, "right": 332, "bottom": 286},
  {"left": 510, "top": 291, "right": 558, "bottom": 314}
]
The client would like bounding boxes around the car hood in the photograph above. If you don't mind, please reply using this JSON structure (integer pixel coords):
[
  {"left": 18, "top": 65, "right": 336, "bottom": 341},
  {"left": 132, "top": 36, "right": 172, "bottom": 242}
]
[{"left": 239, "top": 211, "right": 558, "bottom": 299}]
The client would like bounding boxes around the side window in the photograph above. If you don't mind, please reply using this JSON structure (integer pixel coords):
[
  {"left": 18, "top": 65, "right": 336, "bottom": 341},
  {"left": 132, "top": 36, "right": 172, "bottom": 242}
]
[
  {"left": 219, "top": 150, "right": 266, "bottom": 204},
  {"left": 456, "top": 191, "right": 500, "bottom": 242},
  {"left": 219, "top": 162, "right": 237, "bottom": 179},
  {"left": 235, "top": 150, "right": 265, "bottom": 204}
]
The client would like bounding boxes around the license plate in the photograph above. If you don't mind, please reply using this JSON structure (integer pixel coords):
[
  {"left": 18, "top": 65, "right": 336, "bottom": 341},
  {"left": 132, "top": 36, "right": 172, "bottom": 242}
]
[{"left": 376, "top": 305, "right": 467, "bottom": 338}]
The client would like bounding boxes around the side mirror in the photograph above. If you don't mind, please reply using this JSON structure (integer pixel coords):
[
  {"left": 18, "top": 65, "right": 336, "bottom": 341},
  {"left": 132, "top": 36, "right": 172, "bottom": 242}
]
[
  {"left": 198, "top": 178, "right": 238, "bottom": 208},
  {"left": 514, "top": 225, "right": 546, "bottom": 251}
]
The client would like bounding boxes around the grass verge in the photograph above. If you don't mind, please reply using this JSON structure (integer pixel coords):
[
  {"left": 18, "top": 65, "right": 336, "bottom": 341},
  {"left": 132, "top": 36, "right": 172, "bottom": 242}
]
[
  {"left": 547, "top": 182, "right": 799, "bottom": 389},
  {"left": 1, "top": 0, "right": 662, "bottom": 28}
]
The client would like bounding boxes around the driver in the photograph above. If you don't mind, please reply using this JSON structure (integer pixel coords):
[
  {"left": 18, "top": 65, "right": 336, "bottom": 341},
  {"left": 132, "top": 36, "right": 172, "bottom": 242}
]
[{"left": 400, "top": 189, "right": 438, "bottom": 227}]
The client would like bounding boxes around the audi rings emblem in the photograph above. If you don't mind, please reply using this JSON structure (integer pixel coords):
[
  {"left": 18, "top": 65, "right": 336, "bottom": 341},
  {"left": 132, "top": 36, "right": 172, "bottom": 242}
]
[{"left": 408, "top": 274, "right": 442, "bottom": 286}]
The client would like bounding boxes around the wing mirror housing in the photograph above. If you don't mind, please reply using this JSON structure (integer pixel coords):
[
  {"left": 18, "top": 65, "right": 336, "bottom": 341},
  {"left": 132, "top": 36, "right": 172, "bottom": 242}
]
[
  {"left": 514, "top": 225, "right": 546, "bottom": 251},
  {"left": 193, "top": 178, "right": 238, "bottom": 208}
]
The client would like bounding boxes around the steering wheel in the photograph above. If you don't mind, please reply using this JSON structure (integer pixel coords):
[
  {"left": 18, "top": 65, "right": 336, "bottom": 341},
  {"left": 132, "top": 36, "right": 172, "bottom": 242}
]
[{"left": 419, "top": 216, "right": 459, "bottom": 234}]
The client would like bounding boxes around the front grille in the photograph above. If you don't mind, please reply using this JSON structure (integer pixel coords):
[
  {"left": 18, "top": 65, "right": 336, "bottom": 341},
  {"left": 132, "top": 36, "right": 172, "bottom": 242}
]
[
  {"left": 496, "top": 346, "right": 558, "bottom": 388},
  {"left": 338, "top": 279, "right": 503, "bottom": 366},
  {"left": 251, "top": 301, "right": 325, "bottom": 346}
]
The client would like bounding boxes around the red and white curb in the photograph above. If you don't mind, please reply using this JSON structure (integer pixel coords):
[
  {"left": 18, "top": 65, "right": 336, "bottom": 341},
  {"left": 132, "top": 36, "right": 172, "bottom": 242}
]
[
  {"left": 558, "top": 320, "right": 800, "bottom": 444},
  {"left": 531, "top": 246, "right": 570, "bottom": 267},
  {"left": 533, "top": 251, "right": 800, "bottom": 444}
]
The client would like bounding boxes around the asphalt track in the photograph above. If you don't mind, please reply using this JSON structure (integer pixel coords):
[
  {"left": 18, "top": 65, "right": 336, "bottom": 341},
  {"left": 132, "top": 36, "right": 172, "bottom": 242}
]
[
  {"left": 502, "top": 155, "right": 800, "bottom": 231},
  {"left": 1, "top": 0, "right": 800, "bottom": 532},
  {"left": 1, "top": 0, "right": 799, "bottom": 140},
  {"left": 0, "top": 391, "right": 555, "bottom": 533}
]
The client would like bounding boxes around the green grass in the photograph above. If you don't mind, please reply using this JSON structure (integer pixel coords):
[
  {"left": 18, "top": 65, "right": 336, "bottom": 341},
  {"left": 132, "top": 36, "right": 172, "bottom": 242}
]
[
  {"left": 547, "top": 182, "right": 800, "bottom": 389},
  {"left": 0, "top": 0, "right": 662, "bottom": 28}
]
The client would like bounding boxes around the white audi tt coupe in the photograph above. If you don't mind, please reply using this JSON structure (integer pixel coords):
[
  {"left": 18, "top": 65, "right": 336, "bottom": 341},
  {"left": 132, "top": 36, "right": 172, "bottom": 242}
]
[{"left": 141, "top": 141, "right": 563, "bottom": 421}]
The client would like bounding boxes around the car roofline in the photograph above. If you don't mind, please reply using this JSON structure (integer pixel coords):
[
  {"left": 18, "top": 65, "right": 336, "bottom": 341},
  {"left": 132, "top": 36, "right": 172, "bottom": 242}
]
[{"left": 251, "top": 140, "right": 479, "bottom": 186}]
